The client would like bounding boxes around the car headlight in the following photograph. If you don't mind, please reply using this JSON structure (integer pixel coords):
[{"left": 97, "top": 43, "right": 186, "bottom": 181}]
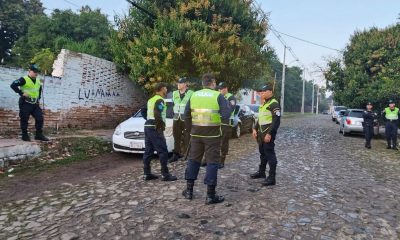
[
  {"left": 114, "top": 125, "right": 122, "bottom": 136},
  {"left": 164, "top": 126, "right": 173, "bottom": 137}
]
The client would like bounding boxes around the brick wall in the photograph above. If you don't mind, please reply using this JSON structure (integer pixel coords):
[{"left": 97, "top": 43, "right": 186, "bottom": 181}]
[{"left": 0, "top": 49, "right": 145, "bottom": 135}]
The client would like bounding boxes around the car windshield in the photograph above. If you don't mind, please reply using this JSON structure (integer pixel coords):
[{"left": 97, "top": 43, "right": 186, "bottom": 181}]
[
  {"left": 348, "top": 111, "right": 363, "bottom": 118},
  {"left": 249, "top": 105, "right": 260, "bottom": 113},
  {"left": 133, "top": 101, "right": 174, "bottom": 119},
  {"left": 335, "top": 106, "right": 347, "bottom": 111}
]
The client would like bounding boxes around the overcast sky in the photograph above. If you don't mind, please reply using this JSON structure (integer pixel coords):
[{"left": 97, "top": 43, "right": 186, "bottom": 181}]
[{"left": 42, "top": 0, "right": 400, "bottom": 85}]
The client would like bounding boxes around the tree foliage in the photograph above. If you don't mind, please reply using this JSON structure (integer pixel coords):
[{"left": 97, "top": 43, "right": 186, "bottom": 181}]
[
  {"left": 0, "top": 0, "right": 44, "bottom": 62},
  {"left": 110, "top": 0, "right": 270, "bottom": 92},
  {"left": 325, "top": 22, "right": 400, "bottom": 110}
]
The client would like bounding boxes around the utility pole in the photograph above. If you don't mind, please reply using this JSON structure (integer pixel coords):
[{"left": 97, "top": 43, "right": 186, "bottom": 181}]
[
  {"left": 316, "top": 85, "right": 320, "bottom": 114},
  {"left": 311, "top": 80, "right": 315, "bottom": 114},
  {"left": 280, "top": 46, "right": 286, "bottom": 115},
  {"left": 273, "top": 72, "right": 277, "bottom": 92},
  {"left": 301, "top": 68, "right": 305, "bottom": 114}
]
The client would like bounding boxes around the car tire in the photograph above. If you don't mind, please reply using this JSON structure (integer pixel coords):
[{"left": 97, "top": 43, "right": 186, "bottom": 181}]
[{"left": 233, "top": 124, "right": 241, "bottom": 138}]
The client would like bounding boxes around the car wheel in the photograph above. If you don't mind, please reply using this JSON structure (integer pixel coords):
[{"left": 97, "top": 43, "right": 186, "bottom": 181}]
[{"left": 233, "top": 124, "right": 241, "bottom": 138}]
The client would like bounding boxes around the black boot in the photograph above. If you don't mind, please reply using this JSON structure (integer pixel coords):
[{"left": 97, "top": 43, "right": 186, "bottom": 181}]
[
  {"left": 161, "top": 166, "right": 177, "bottom": 181},
  {"left": 250, "top": 164, "right": 266, "bottom": 179},
  {"left": 263, "top": 165, "right": 276, "bottom": 186},
  {"left": 182, "top": 180, "right": 194, "bottom": 200},
  {"left": 168, "top": 152, "right": 180, "bottom": 163},
  {"left": 143, "top": 167, "right": 158, "bottom": 181},
  {"left": 387, "top": 145, "right": 392, "bottom": 149},
  {"left": 35, "top": 132, "right": 49, "bottom": 141},
  {"left": 205, "top": 185, "right": 224, "bottom": 205},
  {"left": 22, "top": 133, "right": 31, "bottom": 142}
]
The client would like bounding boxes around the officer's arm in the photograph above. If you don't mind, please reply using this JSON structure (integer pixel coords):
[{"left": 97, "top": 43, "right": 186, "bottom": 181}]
[
  {"left": 141, "top": 105, "right": 148, "bottom": 120},
  {"left": 266, "top": 102, "right": 281, "bottom": 135},
  {"left": 154, "top": 99, "right": 165, "bottom": 131},
  {"left": 10, "top": 77, "right": 26, "bottom": 96},
  {"left": 218, "top": 94, "right": 230, "bottom": 122},
  {"left": 184, "top": 99, "right": 192, "bottom": 131},
  {"left": 38, "top": 86, "right": 42, "bottom": 101},
  {"left": 228, "top": 95, "right": 237, "bottom": 115}
]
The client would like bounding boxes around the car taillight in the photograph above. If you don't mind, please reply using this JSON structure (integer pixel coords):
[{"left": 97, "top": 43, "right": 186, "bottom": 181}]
[{"left": 346, "top": 119, "right": 351, "bottom": 125}]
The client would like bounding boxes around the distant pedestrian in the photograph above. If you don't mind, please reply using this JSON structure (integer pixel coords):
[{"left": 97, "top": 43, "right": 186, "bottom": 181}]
[
  {"left": 10, "top": 63, "right": 49, "bottom": 142},
  {"left": 142, "top": 82, "right": 178, "bottom": 181},
  {"left": 382, "top": 100, "right": 399, "bottom": 150},
  {"left": 362, "top": 102, "right": 375, "bottom": 149}
]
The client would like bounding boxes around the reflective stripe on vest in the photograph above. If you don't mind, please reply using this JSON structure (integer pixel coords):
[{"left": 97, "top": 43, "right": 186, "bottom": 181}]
[
  {"left": 146, "top": 94, "right": 166, "bottom": 123},
  {"left": 385, "top": 107, "right": 399, "bottom": 120},
  {"left": 258, "top": 98, "right": 278, "bottom": 132},
  {"left": 190, "top": 89, "right": 221, "bottom": 127},
  {"left": 173, "top": 89, "right": 193, "bottom": 120},
  {"left": 21, "top": 76, "right": 41, "bottom": 102}
]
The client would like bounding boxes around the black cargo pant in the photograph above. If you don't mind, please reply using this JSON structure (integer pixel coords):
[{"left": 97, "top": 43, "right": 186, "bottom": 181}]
[
  {"left": 363, "top": 125, "right": 373, "bottom": 147},
  {"left": 220, "top": 124, "right": 232, "bottom": 164},
  {"left": 19, "top": 99, "right": 44, "bottom": 135},
  {"left": 258, "top": 134, "right": 278, "bottom": 177},
  {"left": 385, "top": 120, "right": 398, "bottom": 147},
  {"left": 185, "top": 136, "right": 221, "bottom": 186},
  {"left": 172, "top": 118, "right": 189, "bottom": 156},
  {"left": 143, "top": 127, "right": 169, "bottom": 175}
]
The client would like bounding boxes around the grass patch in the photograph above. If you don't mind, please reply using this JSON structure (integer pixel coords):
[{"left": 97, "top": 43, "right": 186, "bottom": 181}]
[{"left": 0, "top": 137, "right": 111, "bottom": 180}]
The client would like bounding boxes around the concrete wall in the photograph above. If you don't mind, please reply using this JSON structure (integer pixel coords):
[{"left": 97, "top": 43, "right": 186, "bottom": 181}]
[{"left": 0, "top": 49, "right": 145, "bottom": 134}]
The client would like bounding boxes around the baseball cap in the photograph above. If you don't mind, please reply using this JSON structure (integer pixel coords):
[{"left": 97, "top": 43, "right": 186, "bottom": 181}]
[
  {"left": 366, "top": 102, "right": 372, "bottom": 105},
  {"left": 388, "top": 99, "right": 395, "bottom": 104},
  {"left": 28, "top": 63, "right": 40, "bottom": 73},
  {"left": 177, "top": 77, "right": 188, "bottom": 84},
  {"left": 216, "top": 82, "right": 227, "bottom": 90},
  {"left": 256, "top": 84, "right": 273, "bottom": 92}
]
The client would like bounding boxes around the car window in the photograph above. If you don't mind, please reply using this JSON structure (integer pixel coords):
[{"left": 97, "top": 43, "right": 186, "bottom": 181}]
[
  {"left": 133, "top": 109, "right": 143, "bottom": 117},
  {"left": 335, "top": 106, "right": 347, "bottom": 111},
  {"left": 349, "top": 111, "right": 363, "bottom": 118}
]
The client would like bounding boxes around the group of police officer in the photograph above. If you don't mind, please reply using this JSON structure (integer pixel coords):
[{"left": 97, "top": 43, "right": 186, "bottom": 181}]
[
  {"left": 362, "top": 100, "right": 399, "bottom": 150},
  {"left": 141, "top": 73, "right": 281, "bottom": 205}
]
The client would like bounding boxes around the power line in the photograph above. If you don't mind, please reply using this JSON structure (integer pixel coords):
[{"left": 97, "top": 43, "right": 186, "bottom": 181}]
[{"left": 62, "top": 0, "right": 80, "bottom": 8}]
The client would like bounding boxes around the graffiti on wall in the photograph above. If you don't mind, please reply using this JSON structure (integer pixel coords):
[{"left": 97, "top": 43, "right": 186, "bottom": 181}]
[{"left": 78, "top": 88, "right": 121, "bottom": 100}]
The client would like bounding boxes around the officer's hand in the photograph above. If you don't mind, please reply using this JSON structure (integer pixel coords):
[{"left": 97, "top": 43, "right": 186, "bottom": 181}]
[
  {"left": 264, "top": 134, "right": 272, "bottom": 143},
  {"left": 252, "top": 129, "right": 257, "bottom": 139}
]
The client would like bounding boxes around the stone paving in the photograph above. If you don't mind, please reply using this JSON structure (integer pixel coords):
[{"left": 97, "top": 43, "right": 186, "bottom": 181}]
[{"left": 0, "top": 115, "right": 399, "bottom": 239}]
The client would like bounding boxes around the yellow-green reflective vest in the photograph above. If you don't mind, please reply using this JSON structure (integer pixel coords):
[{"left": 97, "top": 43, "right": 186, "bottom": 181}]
[
  {"left": 147, "top": 94, "right": 166, "bottom": 123},
  {"left": 222, "top": 92, "right": 235, "bottom": 126},
  {"left": 258, "top": 98, "right": 278, "bottom": 132},
  {"left": 385, "top": 107, "right": 399, "bottom": 120},
  {"left": 190, "top": 89, "right": 221, "bottom": 127},
  {"left": 173, "top": 89, "right": 193, "bottom": 120},
  {"left": 21, "top": 76, "right": 41, "bottom": 101}
]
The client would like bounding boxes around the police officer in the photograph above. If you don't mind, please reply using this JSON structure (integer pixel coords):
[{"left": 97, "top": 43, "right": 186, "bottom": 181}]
[
  {"left": 10, "top": 64, "right": 49, "bottom": 142},
  {"left": 362, "top": 102, "right": 375, "bottom": 149},
  {"left": 169, "top": 77, "right": 193, "bottom": 163},
  {"left": 217, "top": 82, "right": 236, "bottom": 169},
  {"left": 382, "top": 100, "right": 399, "bottom": 150},
  {"left": 182, "top": 73, "right": 230, "bottom": 204},
  {"left": 142, "top": 82, "right": 178, "bottom": 181},
  {"left": 250, "top": 84, "right": 281, "bottom": 186}
]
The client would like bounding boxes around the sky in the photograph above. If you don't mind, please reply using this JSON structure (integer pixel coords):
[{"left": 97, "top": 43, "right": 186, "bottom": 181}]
[{"left": 42, "top": 0, "right": 400, "bottom": 86}]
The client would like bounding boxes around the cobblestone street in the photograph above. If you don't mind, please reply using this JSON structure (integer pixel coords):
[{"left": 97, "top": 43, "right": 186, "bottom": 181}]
[{"left": 1, "top": 115, "right": 399, "bottom": 240}]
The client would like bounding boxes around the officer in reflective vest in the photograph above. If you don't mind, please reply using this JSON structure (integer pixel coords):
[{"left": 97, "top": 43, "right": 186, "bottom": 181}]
[
  {"left": 250, "top": 84, "right": 281, "bottom": 186},
  {"left": 217, "top": 82, "right": 236, "bottom": 169},
  {"left": 10, "top": 64, "right": 49, "bottom": 142},
  {"left": 182, "top": 73, "right": 230, "bottom": 204},
  {"left": 382, "top": 100, "right": 399, "bottom": 150},
  {"left": 362, "top": 102, "right": 376, "bottom": 149},
  {"left": 169, "top": 77, "right": 194, "bottom": 163},
  {"left": 141, "top": 82, "right": 177, "bottom": 181}
]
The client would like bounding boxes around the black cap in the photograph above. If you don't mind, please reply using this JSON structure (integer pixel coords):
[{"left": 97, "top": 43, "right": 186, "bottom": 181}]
[
  {"left": 177, "top": 77, "right": 188, "bottom": 84},
  {"left": 366, "top": 102, "right": 372, "bottom": 105},
  {"left": 256, "top": 84, "right": 273, "bottom": 92},
  {"left": 28, "top": 63, "right": 40, "bottom": 73},
  {"left": 388, "top": 99, "right": 395, "bottom": 104},
  {"left": 217, "top": 82, "right": 227, "bottom": 90}
]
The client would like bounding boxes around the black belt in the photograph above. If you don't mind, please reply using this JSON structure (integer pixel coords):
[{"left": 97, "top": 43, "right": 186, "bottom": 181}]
[{"left": 387, "top": 119, "right": 398, "bottom": 122}]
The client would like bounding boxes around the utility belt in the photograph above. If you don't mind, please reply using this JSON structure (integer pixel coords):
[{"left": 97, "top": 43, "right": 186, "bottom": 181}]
[
  {"left": 21, "top": 96, "right": 39, "bottom": 104},
  {"left": 221, "top": 119, "right": 234, "bottom": 127},
  {"left": 386, "top": 119, "right": 398, "bottom": 122}
]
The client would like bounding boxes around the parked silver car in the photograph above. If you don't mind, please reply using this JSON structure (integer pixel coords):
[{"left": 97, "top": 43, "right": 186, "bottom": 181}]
[
  {"left": 338, "top": 109, "right": 379, "bottom": 136},
  {"left": 332, "top": 106, "right": 347, "bottom": 123}
]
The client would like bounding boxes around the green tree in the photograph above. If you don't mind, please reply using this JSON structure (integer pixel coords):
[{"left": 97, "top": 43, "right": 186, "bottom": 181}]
[
  {"left": 31, "top": 48, "right": 55, "bottom": 74},
  {"left": 0, "top": 0, "right": 44, "bottom": 62}
]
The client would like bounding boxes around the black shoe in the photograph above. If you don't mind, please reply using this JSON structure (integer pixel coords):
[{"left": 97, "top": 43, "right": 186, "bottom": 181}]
[
  {"left": 200, "top": 162, "right": 207, "bottom": 168},
  {"left": 182, "top": 190, "right": 193, "bottom": 200},
  {"left": 250, "top": 171, "right": 266, "bottom": 179},
  {"left": 35, "top": 134, "right": 49, "bottom": 141},
  {"left": 387, "top": 146, "right": 392, "bottom": 149},
  {"left": 143, "top": 173, "right": 159, "bottom": 181},
  {"left": 205, "top": 194, "right": 225, "bottom": 205},
  {"left": 367, "top": 145, "right": 371, "bottom": 149},
  {"left": 161, "top": 173, "right": 178, "bottom": 181},
  {"left": 22, "top": 134, "right": 31, "bottom": 142},
  {"left": 262, "top": 176, "right": 276, "bottom": 186},
  {"left": 218, "top": 163, "right": 224, "bottom": 169},
  {"left": 168, "top": 153, "right": 179, "bottom": 163}
]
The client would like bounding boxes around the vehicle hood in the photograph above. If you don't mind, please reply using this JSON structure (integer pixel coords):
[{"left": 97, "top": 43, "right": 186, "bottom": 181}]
[{"left": 119, "top": 117, "right": 145, "bottom": 132}]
